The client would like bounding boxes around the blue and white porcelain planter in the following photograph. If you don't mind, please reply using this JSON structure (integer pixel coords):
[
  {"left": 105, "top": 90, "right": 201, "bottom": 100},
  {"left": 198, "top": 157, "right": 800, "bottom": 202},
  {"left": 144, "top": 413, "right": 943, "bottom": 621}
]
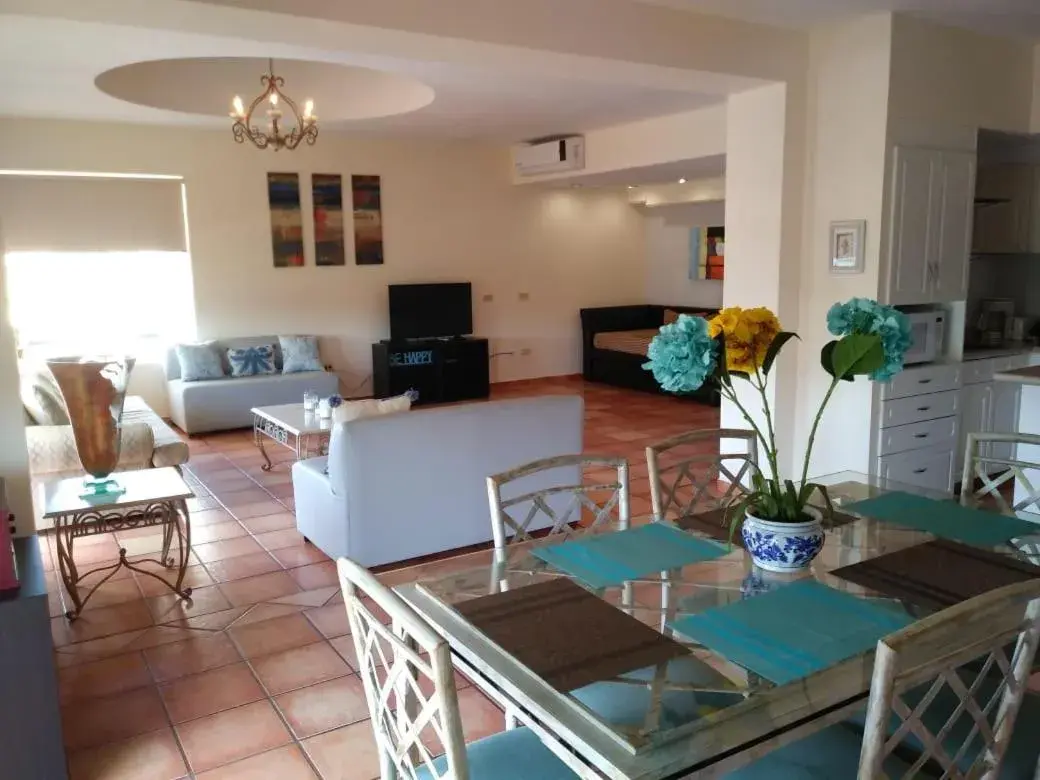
[{"left": 740, "top": 508, "right": 824, "bottom": 573}]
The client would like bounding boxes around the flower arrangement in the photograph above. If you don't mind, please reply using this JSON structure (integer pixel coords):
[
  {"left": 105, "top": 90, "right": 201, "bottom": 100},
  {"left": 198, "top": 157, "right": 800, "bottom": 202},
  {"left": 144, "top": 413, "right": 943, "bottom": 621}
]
[
  {"left": 645, "top": 298, "right": 911, "bottom": 536},
  {"left": 327, "top": 394, "right": 344, "bottom": 409}
]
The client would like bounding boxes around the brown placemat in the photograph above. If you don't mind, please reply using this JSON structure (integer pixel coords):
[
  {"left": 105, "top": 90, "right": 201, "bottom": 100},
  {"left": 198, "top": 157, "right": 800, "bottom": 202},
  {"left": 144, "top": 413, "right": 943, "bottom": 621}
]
[
  {"left": 453, "top": 578, "right": 688, "bottom": 693},
  {"left": 676, "top": 507, "right": 860, "bottom": 548},
  {"left": 832, "top": 539, "right": 1040, "bottom": 611}
]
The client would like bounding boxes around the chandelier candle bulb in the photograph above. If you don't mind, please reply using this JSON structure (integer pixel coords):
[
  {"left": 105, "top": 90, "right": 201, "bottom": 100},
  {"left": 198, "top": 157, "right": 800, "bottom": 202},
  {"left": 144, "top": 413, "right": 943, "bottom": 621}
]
[{"left": 231, "top": 95, "right": 244, "bottom": 117}]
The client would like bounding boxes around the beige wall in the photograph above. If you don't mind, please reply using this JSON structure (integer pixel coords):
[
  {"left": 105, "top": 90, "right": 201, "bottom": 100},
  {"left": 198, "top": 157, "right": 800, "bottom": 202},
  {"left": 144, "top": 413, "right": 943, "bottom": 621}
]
[
  {"left": 0, "top": 119, "right": 647, "bottom": 414},
  {"left": 642, "top": 201, "right": 725, "bottom": 309},
  {"left": 0, "top": 225, "right": 32, "bottom": 536},
  {"left": 887, "top": 15, "right": 1036, "bottom": 150}
]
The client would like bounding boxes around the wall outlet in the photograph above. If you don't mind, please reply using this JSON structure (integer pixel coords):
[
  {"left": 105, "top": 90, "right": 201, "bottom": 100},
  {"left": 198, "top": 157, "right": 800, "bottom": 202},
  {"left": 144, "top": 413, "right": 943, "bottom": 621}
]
[
  {"left": 518, "top": 292, "right": 530, "bottom": 301},
  {"left": 520, "top": 348, "right": 532, "bottom": 356}
]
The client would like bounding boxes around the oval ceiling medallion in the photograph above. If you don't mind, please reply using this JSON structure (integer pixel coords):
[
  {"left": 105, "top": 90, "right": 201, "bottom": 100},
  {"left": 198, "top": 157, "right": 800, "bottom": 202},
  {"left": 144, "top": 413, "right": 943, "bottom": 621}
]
[{"left": 95, "top": 57, "right": 435, "bottom": 121}]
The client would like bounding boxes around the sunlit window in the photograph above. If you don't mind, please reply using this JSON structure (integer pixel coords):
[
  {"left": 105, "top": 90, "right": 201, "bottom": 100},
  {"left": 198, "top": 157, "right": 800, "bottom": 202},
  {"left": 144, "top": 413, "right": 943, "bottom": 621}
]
[{"left": 4, "top": 251, "right": 196, "bottom": 362}]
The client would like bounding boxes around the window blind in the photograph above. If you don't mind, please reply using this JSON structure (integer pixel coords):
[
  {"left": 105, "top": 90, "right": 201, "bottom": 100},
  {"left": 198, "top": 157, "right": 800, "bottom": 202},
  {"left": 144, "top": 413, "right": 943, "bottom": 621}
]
[{"left": 0, "top": 175, "right": 187, "bottom": 252}]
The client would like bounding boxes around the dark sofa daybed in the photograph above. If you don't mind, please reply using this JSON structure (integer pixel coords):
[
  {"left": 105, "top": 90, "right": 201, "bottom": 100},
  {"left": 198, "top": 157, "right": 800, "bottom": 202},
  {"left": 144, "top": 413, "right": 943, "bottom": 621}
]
[{"left": 579, "top": 304, "right": 720, "bottom": 406}]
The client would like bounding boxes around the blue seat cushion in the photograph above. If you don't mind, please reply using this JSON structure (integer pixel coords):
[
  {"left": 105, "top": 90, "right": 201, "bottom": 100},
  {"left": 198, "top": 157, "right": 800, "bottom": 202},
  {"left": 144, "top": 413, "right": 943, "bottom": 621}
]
[
  {"left": 723, "top": 723, "right": 913, "bottom": 779},
  {"left": 571, "top": 658, "right": 744, "bottom": 731},
  {"left": 417, "top": 727, "right": 575, "bottom": 780},
  {"left": 845, "top": 675, "right": 1040, "bottom": 779}
]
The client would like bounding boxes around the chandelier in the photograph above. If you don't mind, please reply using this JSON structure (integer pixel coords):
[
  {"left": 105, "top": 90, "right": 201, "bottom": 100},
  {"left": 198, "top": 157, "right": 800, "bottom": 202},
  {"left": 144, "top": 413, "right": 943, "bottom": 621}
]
[{"left": 229, "top": 59, "right": 318, "bottom": 151}]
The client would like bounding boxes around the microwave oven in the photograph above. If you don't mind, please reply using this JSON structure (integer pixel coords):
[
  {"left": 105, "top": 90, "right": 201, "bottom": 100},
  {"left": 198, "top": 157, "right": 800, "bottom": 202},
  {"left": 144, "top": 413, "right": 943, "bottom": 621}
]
[{"left": 903, "top": 310, "right": 945, "bottom": 365}]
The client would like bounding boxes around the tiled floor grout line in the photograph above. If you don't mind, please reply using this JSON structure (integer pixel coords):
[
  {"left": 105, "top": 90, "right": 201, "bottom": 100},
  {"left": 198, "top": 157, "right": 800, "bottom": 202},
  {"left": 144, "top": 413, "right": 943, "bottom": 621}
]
[{"left": 139, "top": 646, "right": 197, "bottom": 780}]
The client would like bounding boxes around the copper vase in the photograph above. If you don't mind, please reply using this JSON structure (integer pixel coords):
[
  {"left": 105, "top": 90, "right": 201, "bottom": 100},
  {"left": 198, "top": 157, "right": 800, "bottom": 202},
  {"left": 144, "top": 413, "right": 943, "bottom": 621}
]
[{"left": 46, "top": 357, "right": 135, "bottom": 493}]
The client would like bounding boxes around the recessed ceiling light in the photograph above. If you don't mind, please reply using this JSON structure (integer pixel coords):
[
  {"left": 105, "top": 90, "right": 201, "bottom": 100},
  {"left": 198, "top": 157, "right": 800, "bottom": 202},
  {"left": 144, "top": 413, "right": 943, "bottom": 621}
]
[
  {"left": 678, "top": 177, "right": 687, "bottom": 184},
  {"left": 627, "top": 185, "right": 637, "bottom": 189}
]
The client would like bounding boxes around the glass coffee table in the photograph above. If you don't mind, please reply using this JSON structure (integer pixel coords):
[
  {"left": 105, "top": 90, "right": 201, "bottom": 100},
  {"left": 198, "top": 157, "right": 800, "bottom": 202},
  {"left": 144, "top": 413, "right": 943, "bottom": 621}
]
[{"left": 251, "top": 403, "right": 334, "bottom": 471}]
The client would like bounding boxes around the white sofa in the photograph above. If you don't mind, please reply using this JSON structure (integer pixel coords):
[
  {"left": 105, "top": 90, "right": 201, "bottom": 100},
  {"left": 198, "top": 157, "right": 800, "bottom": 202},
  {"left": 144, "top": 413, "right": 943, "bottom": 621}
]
[
  {"left": 292, "top": 395, "right": 584, "bottom": 567},
  {"left": 165, "top": 336, "right": 339, "bottom": 434}
]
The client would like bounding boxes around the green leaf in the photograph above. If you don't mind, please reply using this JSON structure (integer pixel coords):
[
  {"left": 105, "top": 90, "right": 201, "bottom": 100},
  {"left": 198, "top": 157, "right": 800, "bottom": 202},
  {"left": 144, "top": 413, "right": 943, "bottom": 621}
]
[
  {"left": 762, "top": 332, "right": 799, "bottom": 376},
  {"left": 713, "top": 332, "right": 731, "bottom": 387},
  {"left": 831, "top": 334, "right": 884, "bottom": 379},
  {"left": 804, "top": 482, "right": 837, "bottom": 527},
  {"left": 820, "top": 341, "right": 852, "bottom": 382},
  {"left": 725, "top": 495, "right": 754, "bottom": 547}
]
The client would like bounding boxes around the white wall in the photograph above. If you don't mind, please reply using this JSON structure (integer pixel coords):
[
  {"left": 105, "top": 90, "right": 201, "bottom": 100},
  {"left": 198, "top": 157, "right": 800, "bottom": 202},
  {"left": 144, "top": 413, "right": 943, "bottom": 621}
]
[
  {"left": 643, "top": 201, "right": 724, "bottom": 308},
  {"left": 793, "top": 14, "right": 893, "bottom": 478},
  {"left": 0, "top": 119, "right": 647, "bottom": 414}
]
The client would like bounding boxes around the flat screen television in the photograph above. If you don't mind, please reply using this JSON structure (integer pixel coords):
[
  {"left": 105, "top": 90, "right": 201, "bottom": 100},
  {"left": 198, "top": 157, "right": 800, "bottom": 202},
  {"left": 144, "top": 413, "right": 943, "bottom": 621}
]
[{"left": 388, "top": 282, "right": 473, "bottom": 341}]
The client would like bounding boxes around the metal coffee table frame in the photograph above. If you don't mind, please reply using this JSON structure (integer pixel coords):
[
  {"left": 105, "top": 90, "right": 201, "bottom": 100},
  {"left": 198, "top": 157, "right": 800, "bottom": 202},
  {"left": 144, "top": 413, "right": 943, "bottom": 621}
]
[{"left": 252, "top": 407, "right": 332, "bottom": 472}]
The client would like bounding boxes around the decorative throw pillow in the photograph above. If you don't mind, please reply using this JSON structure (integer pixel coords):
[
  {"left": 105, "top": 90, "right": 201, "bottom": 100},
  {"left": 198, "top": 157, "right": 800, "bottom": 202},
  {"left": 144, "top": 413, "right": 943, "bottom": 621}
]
[
  {"left": 175, "top": 343, "right": 225, "bottom": 382},
  {"left": 227, "top": 345, "right": 276, "bottom": 377},
  {"left": 20, "top": 366, "right": 69, "bottom": 425},
  {"left": 333, "top": 392, "right": 413, "bottom": 424},
  {"left": 279, "top": 335, "right": 323, "bottom": 374}
]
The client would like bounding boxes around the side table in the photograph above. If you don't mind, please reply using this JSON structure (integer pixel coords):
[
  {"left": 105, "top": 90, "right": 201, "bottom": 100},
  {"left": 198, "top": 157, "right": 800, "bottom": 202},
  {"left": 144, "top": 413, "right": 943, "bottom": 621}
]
[
  {"left": 251, "top": 404, "right": 333, "bottom": 471},
  {"left": 42, "top": 467, "right": 194, "bottom": 621}
]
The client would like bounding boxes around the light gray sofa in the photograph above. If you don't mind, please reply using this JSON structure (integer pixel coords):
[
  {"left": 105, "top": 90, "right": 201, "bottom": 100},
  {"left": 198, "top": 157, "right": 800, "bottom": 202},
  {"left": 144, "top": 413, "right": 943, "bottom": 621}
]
[
  {"left": 165, "top": 336, "right": 339, "bottom": 434},
  {"left": 292, "top": 395, "right": 584, "bottom": 567}
]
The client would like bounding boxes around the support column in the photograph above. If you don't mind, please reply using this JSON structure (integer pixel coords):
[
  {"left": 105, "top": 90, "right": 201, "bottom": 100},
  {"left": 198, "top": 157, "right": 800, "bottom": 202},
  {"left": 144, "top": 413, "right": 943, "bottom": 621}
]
[{"left": 723, "top": 82, "right": 805, "bottom": 478}]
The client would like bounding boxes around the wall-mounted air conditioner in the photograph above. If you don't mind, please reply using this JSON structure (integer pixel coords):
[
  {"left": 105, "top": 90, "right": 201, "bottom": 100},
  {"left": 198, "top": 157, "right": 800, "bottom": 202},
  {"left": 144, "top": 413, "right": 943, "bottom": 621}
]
[{"left": 513, "top": 136, "right": 585, "bottom": 176}]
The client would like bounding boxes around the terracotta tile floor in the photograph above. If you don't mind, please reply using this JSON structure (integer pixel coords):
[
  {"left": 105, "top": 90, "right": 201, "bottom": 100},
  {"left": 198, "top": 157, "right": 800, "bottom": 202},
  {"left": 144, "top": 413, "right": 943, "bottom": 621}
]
[{"left": 44, "top": 377, "right": 713, "bottom": 779}]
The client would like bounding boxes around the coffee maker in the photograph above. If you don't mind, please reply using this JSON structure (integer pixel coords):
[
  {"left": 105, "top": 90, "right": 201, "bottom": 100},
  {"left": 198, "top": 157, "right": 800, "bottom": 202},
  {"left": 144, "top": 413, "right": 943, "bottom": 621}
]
[{"left": 975, "top": 298, "right": 1015, "bottom": 346}]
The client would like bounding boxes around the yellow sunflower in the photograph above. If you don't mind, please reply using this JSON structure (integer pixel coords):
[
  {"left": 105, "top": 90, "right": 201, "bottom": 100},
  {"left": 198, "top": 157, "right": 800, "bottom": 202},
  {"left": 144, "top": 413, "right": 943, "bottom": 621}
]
[{"left": 709, "top": 306, "right": 782, "bottom": 373}]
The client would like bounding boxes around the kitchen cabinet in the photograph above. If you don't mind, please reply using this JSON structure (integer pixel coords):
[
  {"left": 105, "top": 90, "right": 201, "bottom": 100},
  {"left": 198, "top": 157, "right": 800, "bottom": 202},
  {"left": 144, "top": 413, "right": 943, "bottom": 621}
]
[
  {"left": 887, "top": 146, "right": 975, "bottom": 305},
  {"left": 956, "top": 355, "right": 1027, "bottom": 477},
  {"left": 972, "top": 164, "right": 1036, "bottom": 254}
]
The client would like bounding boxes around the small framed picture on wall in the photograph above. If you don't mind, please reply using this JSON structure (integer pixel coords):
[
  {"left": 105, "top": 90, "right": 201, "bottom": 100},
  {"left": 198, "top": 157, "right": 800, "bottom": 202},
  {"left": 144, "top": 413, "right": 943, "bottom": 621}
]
[{"left": 829, "top": 219, "right": 865, "bottom": 274}]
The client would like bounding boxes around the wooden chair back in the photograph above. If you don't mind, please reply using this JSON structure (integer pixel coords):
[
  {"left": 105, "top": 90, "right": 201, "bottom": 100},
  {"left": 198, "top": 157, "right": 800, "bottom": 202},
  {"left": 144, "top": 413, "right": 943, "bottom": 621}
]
[
  {"left": 646, "top": 428, "right": 758, "bottom": 522},
  {"left": 486, "top": 455, "right": 629, "bottom": 559},
  {"left": 337, "top": 557, "right": 469, "bottom": 780},
  {"left": 858, "top": 579, "right": 1040, "bottom": 779},
  {"left": 960, "top": 431, "right": 1040, "bottom": 517}
]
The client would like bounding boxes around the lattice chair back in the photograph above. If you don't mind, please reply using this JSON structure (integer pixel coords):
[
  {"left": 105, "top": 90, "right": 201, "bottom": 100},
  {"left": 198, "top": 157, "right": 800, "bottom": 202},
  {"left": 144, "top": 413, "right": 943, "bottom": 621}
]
[
  {"left": 858, "top": 579, "right": 1040, "bottom": 780},
  {"left": 646, "top": 428, "right": 758, "bottom": 523},
  {"left": 486, "top": 455, "right": 629, "bottom": 558},
  {"left": 337, "top": 558, "right": 469, "bottom": 780},
  {"left": 960, "top": 432, "right": 1040, "bottom": 518}
]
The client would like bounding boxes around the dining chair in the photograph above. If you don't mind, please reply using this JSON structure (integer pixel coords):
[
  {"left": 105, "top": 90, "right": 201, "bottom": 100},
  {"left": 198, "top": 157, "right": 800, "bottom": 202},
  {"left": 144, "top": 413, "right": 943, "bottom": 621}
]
[
  {"left": 485, "top": 454, "right": 629, "bottom": 559},
  {"left": 723, "top": 579, "right": 1040, "bottom": 779},
  {"left": 960, "top": 431, "right": 1040, "bottom": 517},
  {"left": 336, "top": 557, "right": 580, "bottom": 780},
  {"left": 646, "top": 428, "right": 758, "bottom": 523}
]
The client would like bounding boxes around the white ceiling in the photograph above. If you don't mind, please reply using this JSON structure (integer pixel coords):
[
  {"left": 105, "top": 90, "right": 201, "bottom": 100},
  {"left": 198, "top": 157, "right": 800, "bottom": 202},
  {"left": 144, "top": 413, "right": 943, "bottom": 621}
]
[
  {"left": 636, "top": 0, "right": 1040, "bottom": 39},
  {"left": 0, "top": 14, "right": 723, "bottom": 141}
]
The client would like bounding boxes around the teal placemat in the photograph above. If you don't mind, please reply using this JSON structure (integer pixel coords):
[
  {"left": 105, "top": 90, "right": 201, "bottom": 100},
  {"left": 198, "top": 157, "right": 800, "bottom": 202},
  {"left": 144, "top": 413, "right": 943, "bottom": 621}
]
[
  {"left": 668, "top": 580, "right": 912, "bottom": 686},
  {"left": 845, "top": 491, "right": 1040, "bottom": 547},
  {"left": 531, "top": 523, "right": 727, "bottom": 589}
]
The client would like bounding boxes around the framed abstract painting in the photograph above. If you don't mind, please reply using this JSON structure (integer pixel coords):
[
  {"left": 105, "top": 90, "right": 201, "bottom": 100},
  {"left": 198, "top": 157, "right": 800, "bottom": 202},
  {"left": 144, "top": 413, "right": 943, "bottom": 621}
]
[
  {"left": 267, "top": 172, "right": 305, "bottom": 267},
  {"left": 352, "top": 174, "right": 384, "bottom": 265},
  {"left": 689, "top": 226, "right": 725, "bottom": 281},
  {"left": 312, "top": 173, "right": 346, "bottom": 266}
]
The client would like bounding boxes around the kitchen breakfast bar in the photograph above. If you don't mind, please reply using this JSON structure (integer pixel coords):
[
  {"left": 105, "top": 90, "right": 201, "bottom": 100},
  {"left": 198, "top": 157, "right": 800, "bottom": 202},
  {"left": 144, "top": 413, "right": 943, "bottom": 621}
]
[{"left": 993, "top": 364, "right": 1040, "bottom": 515}]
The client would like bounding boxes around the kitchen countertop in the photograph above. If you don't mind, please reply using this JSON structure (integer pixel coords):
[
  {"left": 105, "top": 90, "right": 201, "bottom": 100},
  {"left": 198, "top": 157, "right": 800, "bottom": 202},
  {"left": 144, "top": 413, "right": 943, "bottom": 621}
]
[
  {"left": 962, "top": 344, "right": 1039, "bottom": 361},
  {"left": 993, "top": 365, "right": 1040, "bottom": 385}
]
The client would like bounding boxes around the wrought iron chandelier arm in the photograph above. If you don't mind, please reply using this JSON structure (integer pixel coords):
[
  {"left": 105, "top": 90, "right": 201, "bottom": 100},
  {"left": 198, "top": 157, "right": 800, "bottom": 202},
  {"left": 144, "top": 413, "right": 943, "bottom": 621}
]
[{"left": 229, "top": 60, "right": 317, "bottom": 152}]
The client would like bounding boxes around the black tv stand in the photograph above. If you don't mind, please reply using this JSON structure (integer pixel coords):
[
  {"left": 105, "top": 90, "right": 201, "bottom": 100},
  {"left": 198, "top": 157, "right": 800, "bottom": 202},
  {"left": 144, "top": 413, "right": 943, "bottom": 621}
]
[{"left": 372, "top": 337, "right": 490, "bottom": 405}]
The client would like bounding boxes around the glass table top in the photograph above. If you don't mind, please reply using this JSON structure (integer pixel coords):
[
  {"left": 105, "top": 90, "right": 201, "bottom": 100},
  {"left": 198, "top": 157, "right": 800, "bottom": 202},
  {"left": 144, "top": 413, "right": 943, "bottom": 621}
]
[{"left": 395, "top": 470, "right": 1040, "bottom": 779}]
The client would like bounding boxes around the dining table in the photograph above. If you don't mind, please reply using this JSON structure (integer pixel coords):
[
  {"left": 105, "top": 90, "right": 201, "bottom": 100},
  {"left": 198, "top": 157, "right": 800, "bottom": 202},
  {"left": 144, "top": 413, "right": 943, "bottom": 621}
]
[{"left": 394, "top": 470, "right": 1040, "bottom": 780}]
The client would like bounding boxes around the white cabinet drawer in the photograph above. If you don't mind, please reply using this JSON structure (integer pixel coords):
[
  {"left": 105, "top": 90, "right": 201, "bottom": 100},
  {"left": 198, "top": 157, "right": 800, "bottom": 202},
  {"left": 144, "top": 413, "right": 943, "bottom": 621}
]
[
  {"left": 879, "top": 390, "right": 960, "bottom": 428},
  {"left": 877, "top": 416, "right": 958, "bottom": 456},
  {"left": 882, "top": 363, "right": 961, "bottom": 399},
  {"left": 961, "top": 359, "right": 994, "bottom": 385},
  {"left": 876, "top": 445, "right": 955, "bottom": 494}
]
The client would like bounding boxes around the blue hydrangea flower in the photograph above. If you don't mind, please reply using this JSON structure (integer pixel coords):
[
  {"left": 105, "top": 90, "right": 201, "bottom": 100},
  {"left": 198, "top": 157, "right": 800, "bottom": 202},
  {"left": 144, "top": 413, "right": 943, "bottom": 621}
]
[
  {"left": 826, "top": 298, "right": 912, "bottom": 382},
  {"left": 642, "top": 314, "right": 719, "bottom": 393}
]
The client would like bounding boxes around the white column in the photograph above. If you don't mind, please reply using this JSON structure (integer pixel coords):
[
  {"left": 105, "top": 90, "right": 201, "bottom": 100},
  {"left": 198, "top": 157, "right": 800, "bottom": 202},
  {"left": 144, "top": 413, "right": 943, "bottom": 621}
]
[{"left": 723, "top": 82, "right": 806, "bottom": 478}]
